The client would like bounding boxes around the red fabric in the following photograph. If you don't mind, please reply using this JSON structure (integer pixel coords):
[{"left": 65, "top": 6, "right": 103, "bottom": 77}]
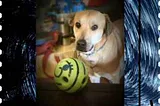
[
  {"left": 55, "top": 56, "right": 60, "bottom": 63},
  {"left": 88, "top": 0, "right": 108, "bottom": 7},
  {"left": 48, "top": 31, "right": 59, "bottom": 45},
  {"left": 42, "top": 49, "right": 54, "bottom": 79},
  {"left": 37, "top": 31, "right": 60, "bottom": 79},
  {"left": 41, "top": 45, "right": 60, "bottom": 79},
  {"left": 36, "top": 35, "right": 60, "bottom": 78},
  {"left": 36, "top": 31, "right": 59, "bottom": 55},
  {"left": 36, "top": 41, "right": 53, "bottom": 55}
]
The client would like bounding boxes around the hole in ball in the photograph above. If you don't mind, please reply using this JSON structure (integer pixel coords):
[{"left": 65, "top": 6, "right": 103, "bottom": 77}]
[
  {"left": 63, "top": 77, "right": 68, "bottom": 82},
  {"left": 82, "top": 77, "right": 86, "bottom": 84},
  {"left": 56, "top": 83, "right": 62, "bottom": 85}
]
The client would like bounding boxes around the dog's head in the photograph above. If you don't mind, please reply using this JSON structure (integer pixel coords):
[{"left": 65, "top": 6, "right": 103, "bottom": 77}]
[{"left": 68, "top": 10, "right": 113, "bottom": 52}]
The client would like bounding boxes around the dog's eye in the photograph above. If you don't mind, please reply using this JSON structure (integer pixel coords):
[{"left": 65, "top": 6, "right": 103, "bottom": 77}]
[
  {"left": 75, "top": 22, "right": 81, "bottom": 28},
  {"left": 91, "top": 25, "right": 98, "bottom": 31}
]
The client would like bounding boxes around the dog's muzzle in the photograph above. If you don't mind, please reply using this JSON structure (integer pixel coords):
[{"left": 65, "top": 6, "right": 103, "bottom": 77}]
[{"left": 76, "top": 39, "right": 87, "bottom": 52}]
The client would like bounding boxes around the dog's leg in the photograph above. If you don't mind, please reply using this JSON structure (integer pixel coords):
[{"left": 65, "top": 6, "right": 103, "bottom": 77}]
[{"left": 89, "top": 73, "right": 101, "bottom": 83}]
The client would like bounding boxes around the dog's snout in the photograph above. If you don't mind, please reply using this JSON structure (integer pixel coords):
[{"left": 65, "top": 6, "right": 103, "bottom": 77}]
[
  {"left": 76, "top": 39, "right": 87, "bottom": 52},
  {"left": 77, "top": 39, "right": 86, "bottom": 47}
]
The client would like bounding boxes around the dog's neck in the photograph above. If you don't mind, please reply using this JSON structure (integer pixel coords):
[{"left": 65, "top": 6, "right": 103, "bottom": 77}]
[{"left": 94, "top": 35, "right": 107, "bottom": 52}]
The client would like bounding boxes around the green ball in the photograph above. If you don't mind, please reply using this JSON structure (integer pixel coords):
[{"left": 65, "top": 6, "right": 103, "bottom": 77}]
[{"left": 54, "top": 58, "right": 88, "bottom": 93}]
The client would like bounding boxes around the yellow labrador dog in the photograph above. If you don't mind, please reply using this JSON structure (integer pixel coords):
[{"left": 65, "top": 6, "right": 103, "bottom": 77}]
[{"left": 68, "top": 10, "right": 124, "bottom": 83}]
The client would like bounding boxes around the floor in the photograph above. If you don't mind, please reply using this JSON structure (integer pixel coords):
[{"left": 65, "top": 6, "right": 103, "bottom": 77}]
[{"left": 37, "top": 79, "right": 124, "bottom": 106}]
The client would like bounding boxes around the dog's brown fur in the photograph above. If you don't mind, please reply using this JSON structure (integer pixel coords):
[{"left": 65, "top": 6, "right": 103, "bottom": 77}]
[{"left": 68, "top": 10, "right": 124, "bottom": 83}]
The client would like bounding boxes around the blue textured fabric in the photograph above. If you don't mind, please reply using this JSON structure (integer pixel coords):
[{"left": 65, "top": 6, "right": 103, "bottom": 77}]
[{"left": 124, "top": 0, "right": 160, "bottom": 105}]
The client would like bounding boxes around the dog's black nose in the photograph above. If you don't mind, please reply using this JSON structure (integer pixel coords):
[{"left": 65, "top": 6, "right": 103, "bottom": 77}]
[
  {"left": 76, "top": 39, "right": 87, "bottom": 52},
  {"left": 77, "top": 39, "right": 86, "bottom": 47}
]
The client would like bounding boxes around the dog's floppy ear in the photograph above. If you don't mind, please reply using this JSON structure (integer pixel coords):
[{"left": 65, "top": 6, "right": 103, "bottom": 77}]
[
  {"left": 67, "top": 13, "right": 75, "bottom": 26},
  {"left": 104, "top": 14, "right": 113, "bottom": 35}
]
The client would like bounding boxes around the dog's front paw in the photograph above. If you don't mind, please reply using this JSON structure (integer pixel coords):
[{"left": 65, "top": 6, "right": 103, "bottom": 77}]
[
  {"left": 89, "top": 75, "right": 101, "bottom": 83},
  {"left": 88, "top": 76, "right": 112, "bottom": 83},
  {"left": 100, "top": 77, "right": 111, "bottom": 83}
]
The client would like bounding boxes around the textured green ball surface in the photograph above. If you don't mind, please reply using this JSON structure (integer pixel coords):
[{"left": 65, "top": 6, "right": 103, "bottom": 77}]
[{"left": 54, "top": 58, "right": 88, "bottom": 93}]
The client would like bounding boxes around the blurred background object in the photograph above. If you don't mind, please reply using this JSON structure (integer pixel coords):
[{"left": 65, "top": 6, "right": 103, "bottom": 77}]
[{"left": 83, "top": 0, "right": 108, "bottom": 7}]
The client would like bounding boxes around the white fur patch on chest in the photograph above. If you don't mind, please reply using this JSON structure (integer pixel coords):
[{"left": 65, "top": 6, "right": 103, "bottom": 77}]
[{"left": 79, "top": 52, "right": 99, "bottom": 66}]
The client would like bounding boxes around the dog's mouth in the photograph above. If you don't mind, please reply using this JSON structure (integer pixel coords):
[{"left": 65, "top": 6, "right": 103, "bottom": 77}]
[
  {"left": 88, "top": 46, "right": 94, "bottom": 52},
  {"left": 83, "top": 45, "right": 95, "bottom": 55},
  {"left": 77, "top": 44, "right": 94, "bottom": 53}
]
